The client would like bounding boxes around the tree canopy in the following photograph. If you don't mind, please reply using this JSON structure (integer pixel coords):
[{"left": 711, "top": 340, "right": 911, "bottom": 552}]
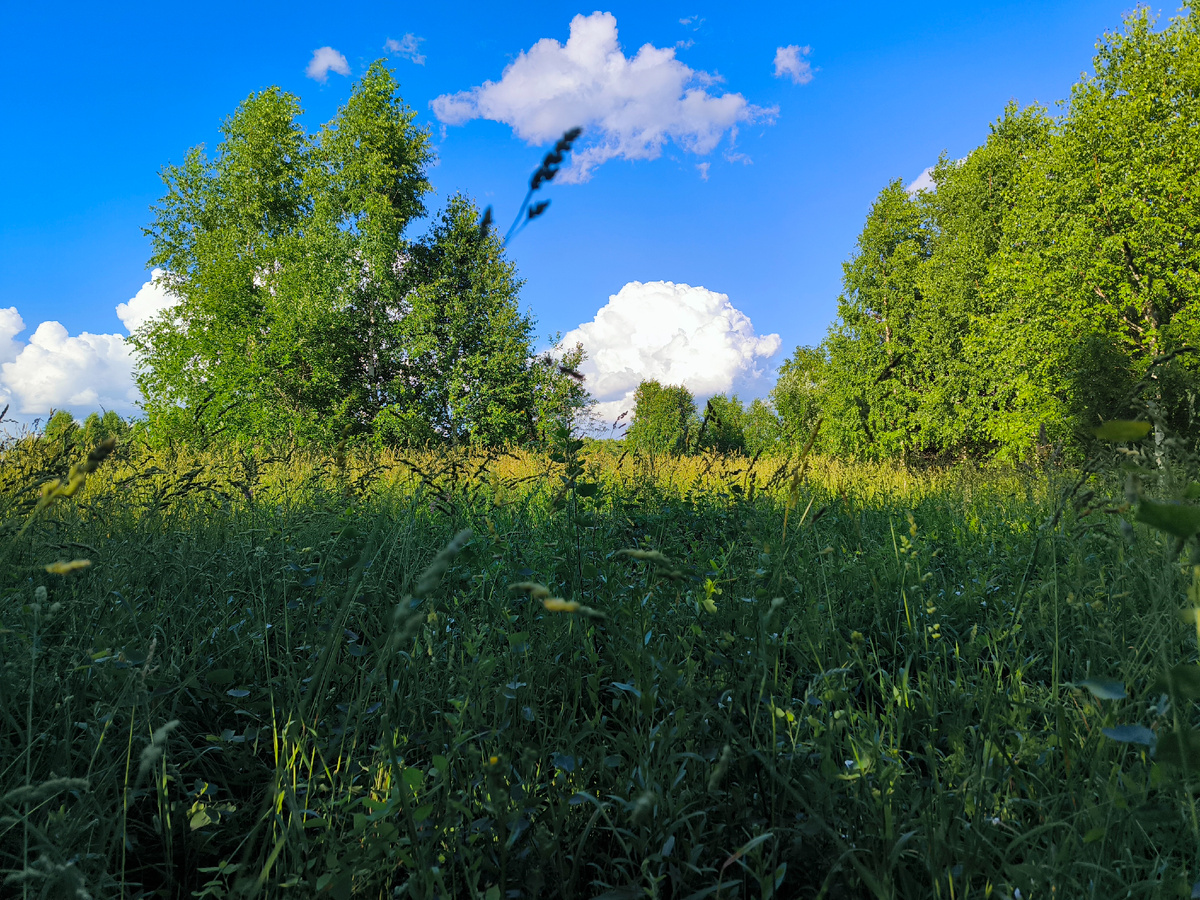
[
  {"left": 135, "top": 61, "right": 585, "bottom": 448},
  {"left": 774, "top": 8, "right": 1200, "bottom": 461}
]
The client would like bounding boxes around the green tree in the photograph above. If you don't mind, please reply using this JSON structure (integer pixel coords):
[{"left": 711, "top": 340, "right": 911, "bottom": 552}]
[
  {"left": 374, "top": 194, "right": 544, "bottom": 446},
  {"left": 79, "top": 411, "right": 130, "bottom": 448},
  {"left": 625, "top": 381, "right": 697, "bottom": 455},
  {"left": 771, "top": 345, "right": 826, "bottom": 445},
  {"left": 42, "top": 411, "right": 76, "bottom": 444},
  {"left": 137, "top": 63, "right": 565, "bottom": 448},
  {"left": 697, "top": 393, "right": 746, "bottom": 454},
  {"left": 743, "top": 398, "right": 783, "bottom": 456},
  {"left": 977, "top": 9, "right": 1200, "bottom": 455},
  {"left": 821, "top": 182, "right": 931, "bottom": 458}
]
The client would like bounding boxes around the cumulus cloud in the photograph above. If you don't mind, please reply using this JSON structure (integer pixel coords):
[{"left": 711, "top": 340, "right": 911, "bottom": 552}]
[
  {"left": 116, "top": 270, "right": 179, "bottom": 333},
  {"left": 1, "top": 324, "right": 139, "bottom": 415},
  {"left": 560, "top": 281, "right": 782, "bottom": 428},
  {"left": 0, "top": 271, "right": 180, "bottom": 421},
  {"left": 905, "top": 165, "right": 936, "bottom": 194},
  {"left": 385, "top": 33, "right": 426, "bottom": 65},
  {"left": 773, "top": 45, "right": 813, "bottom": 85},
  {"left": 306, "top": 46, "right": 351, "bottom": 83},
  {"left": 430, "top": 12, "right": 776, "bottom": 182}
]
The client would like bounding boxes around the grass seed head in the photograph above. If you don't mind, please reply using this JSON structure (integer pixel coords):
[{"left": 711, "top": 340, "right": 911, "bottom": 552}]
[
  {"left": 414, "top": 529, "right": 473, "bottom": 597},
  {"left": 137, "top": 719, "right": 181, "bottom": 781},
  {"left": 542, "top": 597, "right": 580, "bottom": 612},
  {"left": 45, "top": 559, "right": 91, "bottom": 575},
  {"left": 616, "top": 548, "right": 671, "bottom": 565},
  {"left": 509, "top": 581, "right": 551, "bottom": 600}
]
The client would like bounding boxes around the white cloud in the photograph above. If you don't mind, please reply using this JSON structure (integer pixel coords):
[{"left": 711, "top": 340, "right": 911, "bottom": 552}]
[
  {"left": 306, "top": 47, "right": 351, "bottom": 83},
  {"left": 115, "top": 269, "right": 178, "bottom": 333},
  {"left": 385, "top": 33, "right": 426, "bottom": 65},
  {"left": 430, "top": 12, "right": 776, "bottom": 182},
  {"left": 0, "top": 307, "right": 23, "bottom": 366},
  {"left": 0, "top": 271, "right": 181, "bottom": 421},
  {"left": 696, "top": 161, "right": 710, "bottom": 180},
  {"left": 560, "top": 280, "right": 782, "bottom": 428},
  {"left": 905, "top": 165, "right": 937, "bottom": 194},
  {"left": 1, "top": 324, "right": 139, "bottom": 415},
  {"left": 774, "top": 45, "right": 813, "bottom": 85}
]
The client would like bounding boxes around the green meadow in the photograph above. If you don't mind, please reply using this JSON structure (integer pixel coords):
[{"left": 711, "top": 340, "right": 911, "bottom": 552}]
[{"left": 3, "top": 431, "right": 1199, "bottom": 899}]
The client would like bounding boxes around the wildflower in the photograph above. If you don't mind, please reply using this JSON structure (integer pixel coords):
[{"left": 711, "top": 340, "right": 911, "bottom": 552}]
[
  {"left": 850, "top": 631, "right": 864, "bottom": 644},
  {"left": 45, "top": 559, "right": 91, "bottom": 575}
]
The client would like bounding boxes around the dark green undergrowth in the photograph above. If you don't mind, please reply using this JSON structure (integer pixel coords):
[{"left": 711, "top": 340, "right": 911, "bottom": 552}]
[{"left": 2, "top": 437, "right": 1199, "bottom": 899}]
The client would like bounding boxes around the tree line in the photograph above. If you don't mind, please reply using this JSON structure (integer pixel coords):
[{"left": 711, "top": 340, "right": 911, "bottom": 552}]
[
  {"left": 758, "top": 8, "right": 1200, "bottom": 462},
  {"left": 27, "top": 9, "right": 1200, "bottom": 461}
]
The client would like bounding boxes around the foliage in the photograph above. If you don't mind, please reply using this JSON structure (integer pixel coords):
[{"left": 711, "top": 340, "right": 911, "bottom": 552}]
[
  {"left": 821, "top": 180, "right": 930, "bottom": 458},
  {"left": 372, "top": 194, "right": 541, "bottom": 446},
  {"left": 770, "top": 345, "right": 826, "bottom": 445},
  {"left": 790, "top": 8, "right": 1200, "bottom": 461},
  {"left": 742, "top": 398, "right": 783, "bottom": 456},
  {"left": 4, "top": 433, "right": 1200, "bottom": 898},
  {"left": 624, "top": 380, "right": 697, "bottom": 455},
  {"left": 136, "top": 62, "right": 577, "bottom": 449},
  {"left": 697, "top": 393, "right": 747, "bottom": 455}
]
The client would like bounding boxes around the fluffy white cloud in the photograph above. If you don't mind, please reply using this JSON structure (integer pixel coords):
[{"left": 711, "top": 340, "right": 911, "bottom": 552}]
[
  {"left": 906, "top": 165, "right": 936, "bottom": 194},
  {"left": 431, "top": 12, "right": 776, "bottom": 182},
  {"left": 384, "top": 33, "right": 426, "bottom": 65},
  {"left": 560, "top": 281, "right": 782, "bottom": 428},
  {"left": 1, "top": 324, "right": 139, "bottom": 415},
  {"left": 0, "top": 307, "right": 23, "bottom": 366},
  {"left": 306, "top": 46, "right": 351, "bottom": 83},
  {"left": 0, "top": 271, "right": 180, "bottom": 421},
  {"left": 773, "top": 45, "right": 814, "bottom": 85},
  {"left": 115, "top": 269, "right": 179, "bottom": 333}
]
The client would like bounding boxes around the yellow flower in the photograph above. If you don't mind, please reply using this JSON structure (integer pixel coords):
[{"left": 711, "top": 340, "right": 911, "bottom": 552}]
[
  {"left": 850, "top": 631, "right": 864, "bottom": 644},
  {"left": 543, "top": 598, "right": 580, "bottom": 613},
  {"left": 45, "top": 559, "right": 91, "bottom": 575}
]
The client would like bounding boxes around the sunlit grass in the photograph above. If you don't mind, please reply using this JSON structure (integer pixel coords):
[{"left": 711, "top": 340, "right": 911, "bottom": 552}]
[{"left": 1, "top": 434, "right": 1196, "bottom": 898}]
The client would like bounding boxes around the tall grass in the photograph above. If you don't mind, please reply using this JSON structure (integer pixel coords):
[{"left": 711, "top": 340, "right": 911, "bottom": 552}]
[{"left": 1, "top": 433, "right": 1196, "bottom": 898}]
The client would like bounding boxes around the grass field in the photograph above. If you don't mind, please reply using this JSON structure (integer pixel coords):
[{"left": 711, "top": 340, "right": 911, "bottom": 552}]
[{"left": 2, "top": 432, "right": 1198, "bottom": 899}]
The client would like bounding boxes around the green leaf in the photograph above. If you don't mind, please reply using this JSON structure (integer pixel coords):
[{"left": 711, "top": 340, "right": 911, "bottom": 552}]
[
  {"left": 1092, "top": 420, "right": 1152, "bottom": 442},
  {"left": 189, "top": 807, "right": 216, "bottom": 830},
  {"left": 401, "top": 767, "right": 424, "bottom": 792},
  {"left": 1184, "top": 483, "right": 1200, "bottom": 500},
  {"left": 1135, "top": 500, "right": 1200, "bottom": 539},
  {"left": 574, "top": 482, "right": 598, "bottom": 497},
  {"left": 412, "top": 803, "right": 434, "bottom": 823},
  {"left": 1077, "top": 678, "right": 1126, "bottom": 700},
  {"left": 1082, "top": 826, "right": 1106, "bottom": 844},
  {"left": 205, "top": 669, "right": 235, "bottom": 686},
  {"left": 1154, "top": 728, "right": 1200, "bottom": 770},
  {"left": 1101, "top": 725, "right": 1155, "bottom": 746},
  {"left": 1149, "top": 664, "right": 1200, "bottom": 699}
]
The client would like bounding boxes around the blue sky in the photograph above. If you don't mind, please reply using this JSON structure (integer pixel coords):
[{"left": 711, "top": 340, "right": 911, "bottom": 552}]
[{"left": 0, "top": 0, "right": 1152, "bottom": 424}]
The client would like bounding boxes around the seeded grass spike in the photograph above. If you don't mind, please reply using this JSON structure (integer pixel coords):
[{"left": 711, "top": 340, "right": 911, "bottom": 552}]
[{"left": 476, "top": 127, "right": 583, "bottom": 244}]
